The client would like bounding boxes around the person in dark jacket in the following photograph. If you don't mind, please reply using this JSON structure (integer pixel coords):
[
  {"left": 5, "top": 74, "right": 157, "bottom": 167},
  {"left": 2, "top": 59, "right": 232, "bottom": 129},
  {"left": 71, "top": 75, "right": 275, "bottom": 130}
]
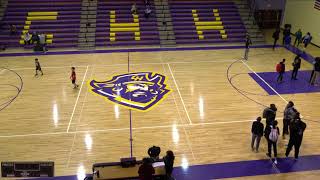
[
  {"left": 272, "top": 28, "right": 280, "bottom": 50},
  {"left": 284, "top": 35, "right": 291, "bottom": 47},
  {"left": 31, "top": 32, "right": 39, "bottom": 44},
  {"left": 265, "top": 120, "right": 280, "bottom": 164},
  {"left": 138, "top": 158, "right": 155, "bottom": 180},
  {"left": 291, "top": 55, "right": 301, "bottom": 80},
  {"left": 282, "top": 26, "right": 291, "bottom": 45},
  {"left": 310, "top": 57, "right": 320, "bottom": 85},
  {"left": 283, "top": 101, "right": 297, "bottom": 138},
  {"left": 285, "top": 113, "right": 306, "bottom": 160},
  {"left": 163, "top": 150, "right": 175, "bottom": 179},
  {"left": 148, "top": 146, "right": 161, "bottom": 161},
  {"left": 244, "top": 33, "right": 252, "bottom": 60},
  {"left": 251, "top": 117, "right": 264, "bottom": 152},
  {"left": 9, "top": 24, "right": 16, "bottom": 35},
  {"left": 263, "top": 104, "right": 277, "bottom": 128}
]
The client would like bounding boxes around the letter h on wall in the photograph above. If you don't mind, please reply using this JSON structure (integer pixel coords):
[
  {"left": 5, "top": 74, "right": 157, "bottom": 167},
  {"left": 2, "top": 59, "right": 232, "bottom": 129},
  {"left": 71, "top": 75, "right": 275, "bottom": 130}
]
[
  {"left": 109, "top": 11, "right": 141, "bottom": 41},
  {"left": 20, "top": 12, "right": 57, "bottom": 44},
  {"left": 192, "top": 9, "right": 227, "bottom": 40}
]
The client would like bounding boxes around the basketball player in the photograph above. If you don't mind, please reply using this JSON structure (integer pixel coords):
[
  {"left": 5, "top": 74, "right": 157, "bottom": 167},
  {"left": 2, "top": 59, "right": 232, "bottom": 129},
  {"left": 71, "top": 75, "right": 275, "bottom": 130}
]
[
  {"left": 244, "top": 33, "right": 252, "bottom": 60},
  {"left": 70, "top": 67, "right": 79, "bottom": 89},
  {"left": 34, "top": 58, "right": 43, "bottom": 76}
]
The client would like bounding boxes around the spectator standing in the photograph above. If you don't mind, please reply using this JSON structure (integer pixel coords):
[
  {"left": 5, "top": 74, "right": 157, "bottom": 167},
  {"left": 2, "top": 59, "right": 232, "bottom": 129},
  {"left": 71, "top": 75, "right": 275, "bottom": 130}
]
[
  {"left": 251, "top": 117, "right": 264, "bottom": 152},
  {"left": 285, "top": 113, "right": 306, "bottom": 160},
  {"left": 39, "top": 33, "right": 47, "bottom": 52},
  {"left": 138, "top": 158, "right": 155, "bottom": 180},
  {"left": 244, "top": 33, "right": 252, "bottom": 60},
  {"left": 294, "top": 29, "right": 302, "bottom": 46},
  {"left": 310, "top": 57, "right": 320, "bottom": 85},
  {"left": 163, "top": 150, "right": 175, "bottom": 179},
  {"left": 10, "top": 24, "right": 17, "bottom": 35},
  {"left": 283, "top": 101, "right": 297, "bottom": 138},
  {"left": 265, "top": 120, "right": 280, "bottom": 164},
  {"left": 276, "top": 59, "right": 286, "bottom": 83},
  {"left": 31, "top": 32, "right": 39, "bottom": 44},
  {"left": 272, "top": 28, "right": 280, "bottom": 50},
  {"left": 302, "top": 32, "right": 312, "bottom": 50},
  {"left": 282, "top": 26, "right": 291, "bottom": 44},
  {"left": 291, "top": 55, "right": 301, "bottom": 80},
  {"left": 131, "top": 3, "right": 137, "bottom": 14},
  {"left": 24, "top": 32, "right": 32, "bottom": 45},
  {"left": 144, "top": 5, "right": 152, "bottom": 19},
  {"left": 148, "top": 145, "right": 161, "bottom": 161},
  {"left": 284, "top": 35, "right": 291, "bottom": 47},
  {"left": 263, "top": 104, "right": 277, "bottom": 127}
]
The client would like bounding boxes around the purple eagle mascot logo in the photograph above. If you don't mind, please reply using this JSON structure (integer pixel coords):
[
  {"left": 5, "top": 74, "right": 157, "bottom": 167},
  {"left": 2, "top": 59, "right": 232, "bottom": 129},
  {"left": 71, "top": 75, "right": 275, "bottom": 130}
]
[{"left": 89, "top": 72, "right": 171, "bottom": 111}]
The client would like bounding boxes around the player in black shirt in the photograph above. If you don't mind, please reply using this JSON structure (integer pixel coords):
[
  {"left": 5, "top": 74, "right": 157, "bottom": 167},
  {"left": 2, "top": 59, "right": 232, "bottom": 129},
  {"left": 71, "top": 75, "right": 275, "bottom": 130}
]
[
  {"left": 35, "top": 58, "right": 43, "bottom": 76},
  {"left": 244, "top": 33, "right": 252, "bottom": 60}
]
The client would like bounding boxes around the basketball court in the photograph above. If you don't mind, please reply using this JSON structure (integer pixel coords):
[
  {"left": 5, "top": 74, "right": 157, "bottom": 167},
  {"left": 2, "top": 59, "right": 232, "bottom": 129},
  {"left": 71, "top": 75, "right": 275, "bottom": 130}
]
[{"left": 1, "top": 46, "right": 320, "bottom": 179}]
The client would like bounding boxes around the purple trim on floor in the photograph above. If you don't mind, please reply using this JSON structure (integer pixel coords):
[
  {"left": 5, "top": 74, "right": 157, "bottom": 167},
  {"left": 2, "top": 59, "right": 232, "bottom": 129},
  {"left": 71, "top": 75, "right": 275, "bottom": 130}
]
[
  {"left": 0, "top": 44, "right": 276, "bottom": 57},
  {"left": 24, "top": 155, "right": 320, "bottom": 180},
  {"left": 249, "top": 71, "right": 320, "bottom": 95},
  {"left": 172, "top": 155, "right": 320, "bottom": 180},
  {"left": 285, "top": 45, "right": 315, "bottom": 64}
]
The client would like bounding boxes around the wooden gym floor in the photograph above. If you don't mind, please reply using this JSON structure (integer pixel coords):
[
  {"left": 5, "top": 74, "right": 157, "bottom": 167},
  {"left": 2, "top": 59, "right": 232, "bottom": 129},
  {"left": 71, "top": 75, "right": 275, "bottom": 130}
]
[{"left": 0, "top": 46, "right": 320, "bottom": 179}]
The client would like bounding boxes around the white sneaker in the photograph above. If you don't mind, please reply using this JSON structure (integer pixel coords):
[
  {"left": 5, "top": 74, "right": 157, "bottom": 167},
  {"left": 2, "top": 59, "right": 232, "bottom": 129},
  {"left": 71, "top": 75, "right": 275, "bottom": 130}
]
[{"left": 274, "top": 159, "right": 278, "bottom": 164}]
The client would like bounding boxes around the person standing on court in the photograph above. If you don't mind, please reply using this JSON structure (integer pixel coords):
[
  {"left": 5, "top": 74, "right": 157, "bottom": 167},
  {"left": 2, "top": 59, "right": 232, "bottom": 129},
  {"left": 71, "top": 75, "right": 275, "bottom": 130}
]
[
  {"left": 282, "top": 26, "right": 291, "bottom": 45},
  {"left": 276, "top": 59, "right": 286, "bottom": 83},
  {"left": 283, "top": 101, "right": 297, "bottom": 139},
  {"left": 70, "top": 67, "right": 78, "bottom": 89},
  {"left": 291, "top": 55, "right": 301, "bottom": 80},
  {"left": 310, "top": 57, "right": 320, "bottom": 85},
  {"left": 294, "top": 29, "right": 302, "bottom": 47},
  {"left": 163, "top": 150, "right": 175, "bottom": 179},
  {"left": 34, "top": 58, "right": 43, "bottom": 76},
  {"left": 309, "top": 57, "right": 317, "bottom": 84},
  {"left": 302, "top": 32, "right": 312, "bottom": 51},
  {"left": 244, "top": 33, "right": 252, "bottom": 60},
  {"left": 272, "top": 28, "right": 280, "bottom": 50},
  {"left": 251, "top": 117, "right": 264, "bottom": 152},
  {"left": 285, "top": 113, "right": 306, "bottom": 160},
  {"left": 263, "top": 104, "right": 277, "bottom": 127},
  {"left": 265, "top": 120, "right": 280, "bottom": 164},
  {"left": 284, "top": 35, "right": 292, "bottom": 47}
]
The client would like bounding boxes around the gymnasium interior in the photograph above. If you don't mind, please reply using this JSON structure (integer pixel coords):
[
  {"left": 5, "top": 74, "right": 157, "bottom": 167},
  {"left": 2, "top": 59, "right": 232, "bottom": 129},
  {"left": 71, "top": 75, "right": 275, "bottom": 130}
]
[{"left": 0, "top": 0, "right": 320, "bottom": 179}]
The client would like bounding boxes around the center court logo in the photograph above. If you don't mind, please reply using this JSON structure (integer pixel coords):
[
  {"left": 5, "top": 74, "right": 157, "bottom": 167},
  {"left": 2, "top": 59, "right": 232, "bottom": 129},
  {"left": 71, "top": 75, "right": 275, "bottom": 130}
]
[{"left": 89, "top": 72, "right": 172, "bottom": 111}]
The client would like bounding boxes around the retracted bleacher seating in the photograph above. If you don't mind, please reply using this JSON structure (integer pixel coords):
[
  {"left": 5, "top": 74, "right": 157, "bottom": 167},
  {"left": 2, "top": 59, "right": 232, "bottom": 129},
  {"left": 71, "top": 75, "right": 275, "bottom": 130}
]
[
  {"left": 0, "top": 0, "right": 81, "bottom": 48},
  {"left": 95, "top": 0, "right": 160, "bottom": 47},
  {"left": 169, "top": 0, "right": 247, "bottom": 45}
]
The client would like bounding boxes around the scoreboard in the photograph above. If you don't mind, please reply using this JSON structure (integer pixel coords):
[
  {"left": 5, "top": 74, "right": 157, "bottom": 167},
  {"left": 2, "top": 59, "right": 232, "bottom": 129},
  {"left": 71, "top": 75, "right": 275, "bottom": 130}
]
[{"left": 1, "top": 162, "right": 54, "bottom": 177}]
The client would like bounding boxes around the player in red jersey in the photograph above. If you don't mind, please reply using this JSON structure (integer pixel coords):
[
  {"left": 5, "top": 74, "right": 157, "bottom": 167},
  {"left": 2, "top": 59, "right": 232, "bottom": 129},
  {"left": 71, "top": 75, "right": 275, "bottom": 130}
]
[{"left": 70, "top": 67, "right": 79, "bottom": 89}]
